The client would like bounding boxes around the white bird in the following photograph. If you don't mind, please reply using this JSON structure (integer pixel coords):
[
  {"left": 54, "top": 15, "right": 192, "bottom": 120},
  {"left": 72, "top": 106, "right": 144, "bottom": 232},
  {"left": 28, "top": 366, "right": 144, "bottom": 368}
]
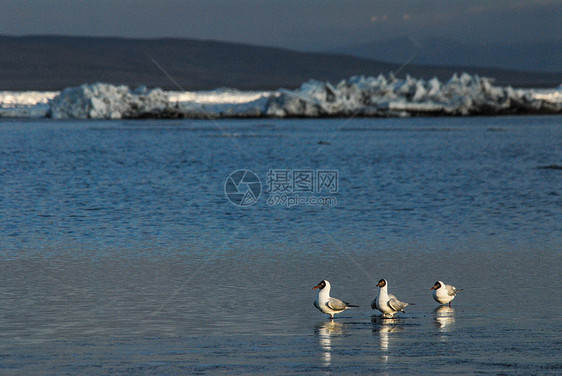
[
  {"left": 371, "top": 279, "right": 411, "bottom": 318},
  {"left": 313, "top": 280, "right": 358, "bottom": 320},
  {"left": 431, "top": 280, "right": 462, "bottom": 306}
]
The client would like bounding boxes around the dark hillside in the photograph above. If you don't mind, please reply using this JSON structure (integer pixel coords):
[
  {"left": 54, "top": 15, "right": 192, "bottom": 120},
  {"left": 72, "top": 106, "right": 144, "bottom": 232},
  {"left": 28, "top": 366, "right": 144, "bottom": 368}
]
[{"left": 1, "top": 36, "right": 560, "bottom": 90}]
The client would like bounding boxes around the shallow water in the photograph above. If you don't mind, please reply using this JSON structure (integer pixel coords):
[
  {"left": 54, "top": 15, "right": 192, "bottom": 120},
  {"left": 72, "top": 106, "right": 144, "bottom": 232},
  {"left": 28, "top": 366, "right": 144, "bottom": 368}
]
[{"left": 0, "top": 116, "right": 561, "bottom": 374}]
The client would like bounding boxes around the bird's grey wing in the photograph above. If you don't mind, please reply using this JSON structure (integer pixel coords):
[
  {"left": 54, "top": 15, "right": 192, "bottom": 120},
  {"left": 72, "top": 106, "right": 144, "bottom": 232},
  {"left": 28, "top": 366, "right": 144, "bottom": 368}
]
[
  {"left": 371, "top": 297, "right": 378, "bottom": 310},
  {"left": 388, "top": 294, "right": 409, "bottom": 312},
  {"left": 326, "top": 297, "right": 348, "bottom": 312},
  {"left": 446, "top": 285, "right": 461, "bottom": 296}
]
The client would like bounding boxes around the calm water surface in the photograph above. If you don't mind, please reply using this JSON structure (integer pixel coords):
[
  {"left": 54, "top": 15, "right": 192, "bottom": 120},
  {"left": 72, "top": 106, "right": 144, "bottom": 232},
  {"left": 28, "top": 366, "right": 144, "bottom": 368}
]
[{"left": 0, "top": 116, "right": 561, "bottom": 374}]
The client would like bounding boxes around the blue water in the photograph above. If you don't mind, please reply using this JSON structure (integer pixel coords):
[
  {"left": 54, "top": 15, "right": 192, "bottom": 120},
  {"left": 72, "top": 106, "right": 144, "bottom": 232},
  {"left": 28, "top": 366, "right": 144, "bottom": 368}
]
[
  {"left": 0, "top": 116, "right": 561, "bottom": 374},
  {"left": 1, "top": 117, "right": 560, "bottom": 254}
]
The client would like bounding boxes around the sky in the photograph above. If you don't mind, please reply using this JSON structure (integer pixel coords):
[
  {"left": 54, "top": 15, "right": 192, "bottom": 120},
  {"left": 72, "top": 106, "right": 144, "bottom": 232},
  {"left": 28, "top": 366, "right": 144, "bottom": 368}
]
[{"left": 0, "top": 0, "right": 560, "bottom": 51}]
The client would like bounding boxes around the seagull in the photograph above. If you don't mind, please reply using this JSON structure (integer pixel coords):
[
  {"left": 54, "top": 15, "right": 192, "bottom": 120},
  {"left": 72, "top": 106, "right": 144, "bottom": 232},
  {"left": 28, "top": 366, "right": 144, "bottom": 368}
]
[
  {"left": 313, "top": 280, "right": 358, "bottom": 320},
  {"left": 431, "top": 281, "right": 462, "bottom": 306},
  {"left": 371, "top": 279, "right": 411, "bottom": 318}
]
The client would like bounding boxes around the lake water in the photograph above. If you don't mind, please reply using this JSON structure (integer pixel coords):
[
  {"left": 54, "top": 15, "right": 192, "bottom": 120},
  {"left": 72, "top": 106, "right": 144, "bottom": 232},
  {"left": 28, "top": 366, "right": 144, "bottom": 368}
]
[{"left": 0, "top": 116, "right": 561, "bottom": 375}]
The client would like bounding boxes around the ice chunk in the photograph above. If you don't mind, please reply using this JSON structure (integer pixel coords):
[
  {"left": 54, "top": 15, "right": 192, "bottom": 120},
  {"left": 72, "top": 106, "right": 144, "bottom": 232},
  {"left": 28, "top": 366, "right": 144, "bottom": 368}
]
[
  {"left": 48, "top": 83, "right": 170, "bottom": 119},
  {"left": 32, "top": 75, "right": 562, "bottom": 119}
]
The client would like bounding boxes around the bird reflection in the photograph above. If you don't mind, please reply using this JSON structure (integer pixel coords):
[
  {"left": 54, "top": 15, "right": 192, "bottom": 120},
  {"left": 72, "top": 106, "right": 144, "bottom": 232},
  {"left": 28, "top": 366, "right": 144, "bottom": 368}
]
[
  {"left": 371, "top": 316, "right": 404, "bottom": 363},
  {"left": 315, "top": 321, "right": 344, "bottom": 367},
  {"left": 434, "top": 305, "right": 455, "bottom": 340}
]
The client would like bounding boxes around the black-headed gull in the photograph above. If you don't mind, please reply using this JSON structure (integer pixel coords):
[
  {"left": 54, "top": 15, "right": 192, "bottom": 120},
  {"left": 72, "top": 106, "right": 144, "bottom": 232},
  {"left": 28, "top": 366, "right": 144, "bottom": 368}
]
[
  {"left": 313, "top": 280, "right": 358, "bottom": 320},
  {"left": 371, "top": 279, "right": 411, "bottom": 318},
  {"left": 431, "top": 280, "right": 462, "bottom": 306}
]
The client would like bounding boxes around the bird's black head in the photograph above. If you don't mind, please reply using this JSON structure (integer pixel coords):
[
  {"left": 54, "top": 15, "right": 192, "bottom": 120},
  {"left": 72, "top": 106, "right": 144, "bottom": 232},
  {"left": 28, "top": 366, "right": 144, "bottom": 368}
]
[
  {"left": 376, "top": 279, "right": 386, "bottom": 287},
  {"left": 313, "top": 280, "right": 327, "bottom": 290}
]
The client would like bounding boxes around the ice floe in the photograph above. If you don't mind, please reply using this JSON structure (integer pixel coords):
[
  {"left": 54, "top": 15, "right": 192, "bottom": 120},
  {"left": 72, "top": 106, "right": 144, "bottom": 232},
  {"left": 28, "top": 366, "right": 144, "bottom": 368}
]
[
  {"left": 266, "top": 74, "right": 562, "bottom": 117},
  {"left": 1, "top": 74, "right": 561, "bottom": 119},
  {"left": 48, "top": 84, "right": 170, "bottom": 119}
]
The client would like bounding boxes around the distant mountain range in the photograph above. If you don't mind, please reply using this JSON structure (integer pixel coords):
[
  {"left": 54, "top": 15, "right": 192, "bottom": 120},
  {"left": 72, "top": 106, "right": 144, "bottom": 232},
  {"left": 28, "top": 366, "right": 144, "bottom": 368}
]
[
  {"left": 331, "top": 37, "right": 562, "bottom": 74},
  {"left": 1, "top": 35, "right": 560, "bottom": 91}
]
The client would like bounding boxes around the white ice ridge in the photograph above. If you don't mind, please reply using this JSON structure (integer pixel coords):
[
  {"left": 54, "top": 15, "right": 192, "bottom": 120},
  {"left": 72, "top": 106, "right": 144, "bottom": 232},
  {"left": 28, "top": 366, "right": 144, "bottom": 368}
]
[
  {"left": 3, "top": 73, "right": 561, "bottom": 119},
  {"left": 265, "top": 73, "right": 562, "bottom": 117},
  {"left": 48, "top": 84, "right": 169, "bottom": 119}
]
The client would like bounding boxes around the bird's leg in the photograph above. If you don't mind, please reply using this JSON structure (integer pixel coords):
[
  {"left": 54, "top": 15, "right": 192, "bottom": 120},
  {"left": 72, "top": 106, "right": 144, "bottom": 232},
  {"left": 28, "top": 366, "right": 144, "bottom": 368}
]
[{"left": 449, "top": 302, "right": 452, "bottom": 307}]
